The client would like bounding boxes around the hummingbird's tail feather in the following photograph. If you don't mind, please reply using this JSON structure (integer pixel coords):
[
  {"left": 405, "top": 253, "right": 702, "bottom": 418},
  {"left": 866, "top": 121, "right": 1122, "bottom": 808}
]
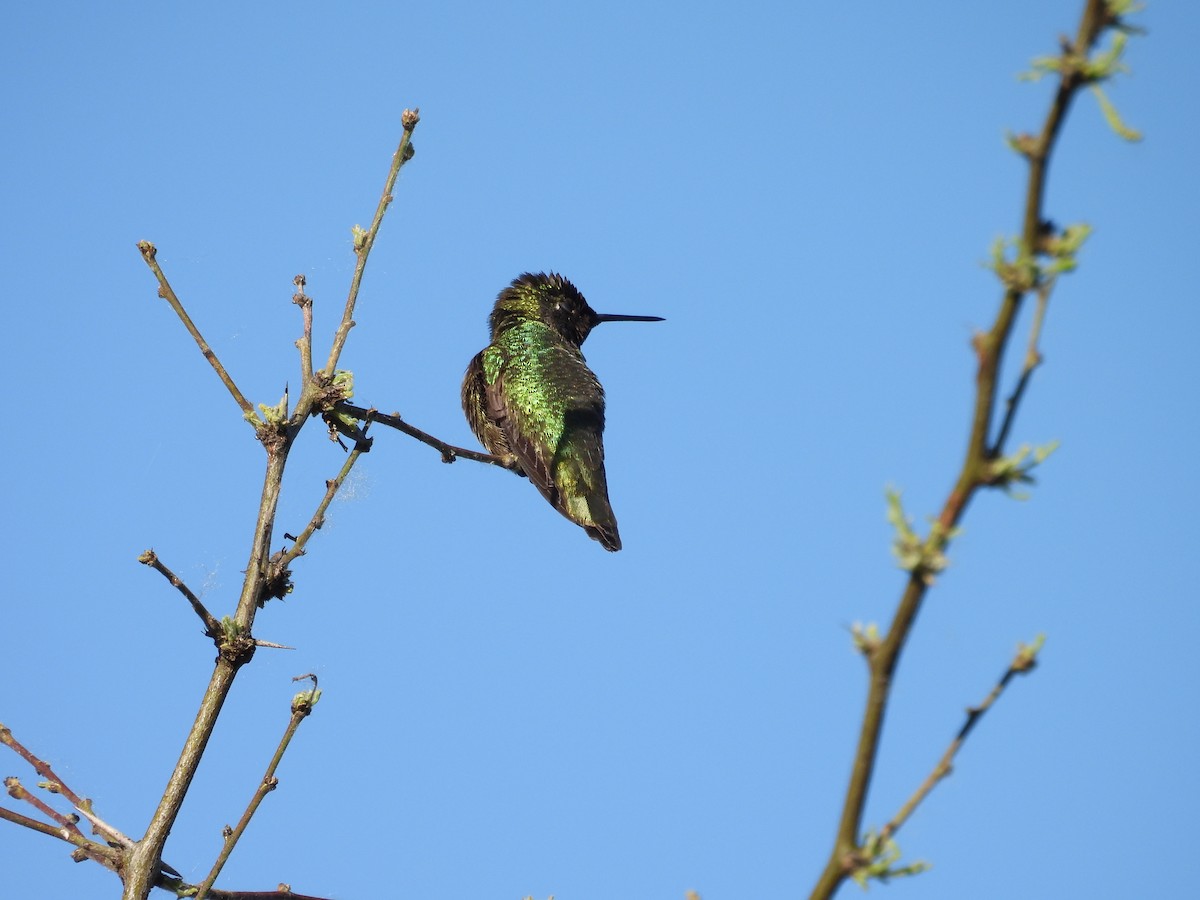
[
  {"left": 563, "top": 481, "right": 622, "bottom": 552},
  {"left": 583, "top": 518, "right": 622, "bottom": 552},
  {"left": 551, "top": 420, "right": 622, "bottom": 552},
  {"left": 558, "top": 479, "right": 621, "bottom": 551}
]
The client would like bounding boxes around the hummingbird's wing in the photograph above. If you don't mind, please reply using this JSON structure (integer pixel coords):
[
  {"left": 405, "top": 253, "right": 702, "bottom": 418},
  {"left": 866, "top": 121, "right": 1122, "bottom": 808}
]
[
  {"left": 462, "top": 350, "right": 517, "bottom": 465},
  {"left": 483, "top": 331, "right": 622, "bottom": 551}
]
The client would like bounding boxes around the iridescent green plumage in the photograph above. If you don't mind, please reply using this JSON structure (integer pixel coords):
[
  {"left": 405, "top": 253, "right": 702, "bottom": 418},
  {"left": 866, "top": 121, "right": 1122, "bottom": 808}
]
[{"left": 462, "top": 272, "right": 662, "bottom": 552}]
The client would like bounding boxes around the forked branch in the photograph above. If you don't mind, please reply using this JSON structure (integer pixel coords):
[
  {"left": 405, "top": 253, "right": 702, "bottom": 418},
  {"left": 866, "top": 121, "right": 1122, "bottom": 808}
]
[
  {"left": 123, "top": 112, "right": 422, "bottom": 900},
  {"left": 809, "top": 3, "right": 1140, "bottom": 896}
]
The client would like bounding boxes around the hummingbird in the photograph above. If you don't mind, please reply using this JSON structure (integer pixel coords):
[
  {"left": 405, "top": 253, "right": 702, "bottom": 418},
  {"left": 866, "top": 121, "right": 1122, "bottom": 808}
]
[{"left": 462, "top": 272, "right": 663, "bottom": 552}]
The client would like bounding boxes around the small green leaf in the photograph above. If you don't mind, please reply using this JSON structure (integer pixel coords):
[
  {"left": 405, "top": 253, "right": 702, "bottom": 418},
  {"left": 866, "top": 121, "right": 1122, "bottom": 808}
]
[
  {"left": 851, "top": 622, "right": 881, "bottom": 656},
  {"left": 292, "top": 688, "right": 322, "bottom": 710},
  {"left": 885, "top": 490, "right": 952, "bottom": 583},
  {"left": 851, "top": 830, "right": 930, "bottom": 888},
  {"left": 1013, "top": 633, "right": 1047, "bottom": 672},
  {"left": 332, "top": 369, "right": 355, "bottom": 398},
  {"left": 1019, "top": 54, "right": 1062, "bottom": 82},
  {"left": 988, "top": 440, "right": 1059, "bottom": 495},
  {"left": 984, "top": 236, "right": 1039, "bottom": 292},
  {"left": 1083, "top": 32, "right": 1131, "bottom": 82},
  {"left": 1091, "top": 85, "right": 1143, "bottom": 142},
  {"left": 257, "top": 390, "right": 289, "bottom": 427}
]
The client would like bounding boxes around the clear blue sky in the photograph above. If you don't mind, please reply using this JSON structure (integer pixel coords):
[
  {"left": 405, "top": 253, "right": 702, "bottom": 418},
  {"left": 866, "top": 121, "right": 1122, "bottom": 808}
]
[{"left": 2, "top": 3, "right": 1196, "bottom": 898}]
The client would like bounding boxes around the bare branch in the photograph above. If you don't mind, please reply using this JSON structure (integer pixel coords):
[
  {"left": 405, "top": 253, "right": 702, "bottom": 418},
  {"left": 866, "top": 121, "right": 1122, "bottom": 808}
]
[
  {"left": 136, "top": 241, "right": 256, "bottom": 421},
  {"left": 1, "top": 725, "right": 179, "bottom": 875},
  {"left": 321, "top": 108, "right": 420, "bottom": 379},
  {"left": 337, "top": 402, "right": 520, "bottom": 469},
  {"left": 880, "top": 637, "right": 1044, "bottom": 843},
  {"left": 809, "top": 4, "right": 1135, "bottom": 896},
  {"left": 1, "top": 722, "right": 90, "bottom": 816},
  {"left": 293, "top": 274, "right": 314, "bottom": 384},
  {"left": 138, "top": 549, "right": 222, "bottom": 640},
  {"left": 4, "top": 777, "right": 80, "bottom": 834},
  {"left": 0, "top": 804, "right": 123, "bottom": 872},
  {"left": 127, "top": 108, "right": 421, "bottom": 898},
  {"left": 278, "top": 437, "right": 371, "bottom": 570},
  {"left": 75, "top": 802, "right": 137, "bottom": 849},
  {"left": 193, "top": 679, "right": 321, "bottom": 900},
  {"left": 156, "top": 878, "right": 335, "bottom": 900},
  {"left": 990, "top": 278, "right": 1053, "bottom": 456}
]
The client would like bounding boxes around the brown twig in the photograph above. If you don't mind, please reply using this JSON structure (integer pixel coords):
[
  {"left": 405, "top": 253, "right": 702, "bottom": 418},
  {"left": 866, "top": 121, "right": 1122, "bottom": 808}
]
[
  {"left": 4, "top": 777, "right": 80, "bottom": 833},
  {"left": 0, "top": 803, "right": 123, "bottom": 872},
  {"left": 1, "top": 725, "right": 183, "bottom": 876},
  {"left": 74, "top": 802, "right": 137, "bottom": 849},
  {"left": 809, "top": 4, "right": 1127, "bottom": 897},
  {"left": 336, "top": 401, "right": 519, "bottom": 469},
  {"left": 253, "top": 638, "right": 295, "bottom": 650},
  {"left": 136, "top": 241, "right": 256, "bottom": 420},
  {"left": 127, "top": 454, "right": 289, "bottom": 899},
  {"left": 293, "top": 275, "right": 314, "bottom": 384},
  {"left": 156, "top": 878, "right": 335, "bottom": 900},
  {"left": 278, "top": 440, "right": 370, "bottom": 569},
  {"left": 137, "top": 549, "right": 222, "bottom": 640},
  {"left": 126, "top": 114, "right": 421, "bottom": 900},
  {"left": 0, "top": 803, "right": 75, "bottom": 841},
  {"left": 880, "top": 637, "right": 1044, "bottom": 842},
  {"left": 193, "top": 677, "right": 321, "bottom": 900},
  {"left": 990, "top": 277, "right": 1053, "bottom": 456},
  {"left": 320, "top": 108, "right": 420, "bottom": 381},
  {"left": 1, "top": 722, "right": 89, "bottom": 815}
]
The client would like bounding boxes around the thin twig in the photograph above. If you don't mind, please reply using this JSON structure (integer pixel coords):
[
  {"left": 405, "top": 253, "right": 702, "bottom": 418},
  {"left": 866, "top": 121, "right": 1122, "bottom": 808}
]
[
  {"left": 156, "top": 876, "right": 335, "bottom": 900},
  {"left": 321, "top": 108, "right": 420, "bottom": 380},
  {"left": 253, "top": 638, "right": 295, "bottom": 650},
  {"left": 0, "top": 726, "right": 177, "bottom": 874},
  {"left": 193, "top": 678, "right": 320, "bottom": 900},
  {"left": 137, "top": 549, "right": 222, "bottom": 640},
  {"left": 4, "top": 777, "right": 80, "bottom": 834},
  {"left": 809, "top": 5, "right": 1123, "bottom": 897},
  {"left": 126, "top": 112, "right": 420, "bottom": 899},
  {"left": 0, "top": 803, "right": 74, "bottom": 840},
  {"left": 293, "top": 275, "right": 314, "bottom": 384},
  {"left": 0, "top": 804, "right": 123, "bottom": 872},
  {"left": 880, "top": 637, "right": 1043, "bottom": 841},
  {"left": 136, "top": 241, "right": 255, "bottom": 420},
  {"left": 990, "top": 277, "right": 1054, "bottom": 456},
  {"left": 75, "top": 802, "right": 136, "bottom": 849},
  {"left": 336, "top": 402, "right": 519, "bottom": 469},
  {"left": 278, "top": 437, "right": 370, "bottom": 569},
  {"left": 1, "top": 722, "right": 89, "bottom": 814}
]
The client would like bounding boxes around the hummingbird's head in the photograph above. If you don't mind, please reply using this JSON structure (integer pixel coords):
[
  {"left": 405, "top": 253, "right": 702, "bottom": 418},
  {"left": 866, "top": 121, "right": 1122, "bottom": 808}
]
[{"left": 489, "top": 272, "right": 663, "bottom": 347}]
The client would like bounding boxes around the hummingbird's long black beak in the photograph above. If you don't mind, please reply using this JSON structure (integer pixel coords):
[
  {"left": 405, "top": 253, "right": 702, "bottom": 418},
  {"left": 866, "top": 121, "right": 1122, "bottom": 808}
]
[{"left": 594, "top": 313, "right": 665, "bottom": 324}]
